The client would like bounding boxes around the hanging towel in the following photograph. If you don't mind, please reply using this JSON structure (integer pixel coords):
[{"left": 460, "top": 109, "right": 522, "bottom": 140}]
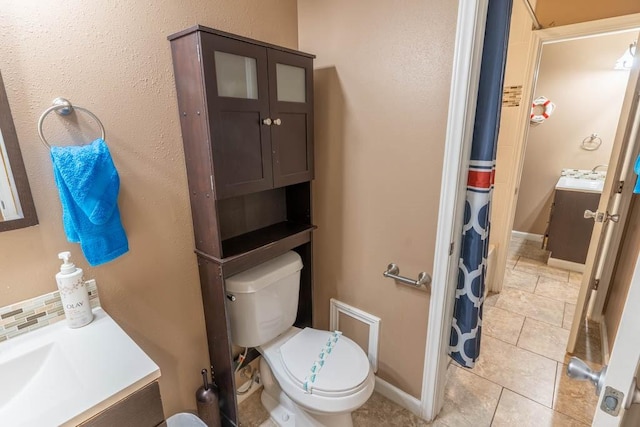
[
  {"left": 634, "top": 154, "right": 640, "bottom": 194},
  {"left": 50, "top": 138, "right": 128, "bottom": 266}
]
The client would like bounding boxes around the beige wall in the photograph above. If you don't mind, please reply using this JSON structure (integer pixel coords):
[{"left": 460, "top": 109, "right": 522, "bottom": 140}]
[
  {"left": 298, "top": 1, "right": 458, "bottom": 398},
  {"left": 605, "top": 196, "right": 640, "bottom": 354},
  {"left": 536, "top": 0, "right": 640, "bottom": 27},
  {"left": 0, "top": 0, "right": 298, "bottom": 417},
  {"left": 513, "top": 33, "right": 631, "bottom": 234}
]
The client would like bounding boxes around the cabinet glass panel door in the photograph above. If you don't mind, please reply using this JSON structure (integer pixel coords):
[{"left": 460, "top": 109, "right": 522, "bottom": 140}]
[
  {"left": 268, "top": 50, "right": 314, "bottom": 188},
  {"left": 276, "top": 63, "right": 306, "bottom": 103},
  {"left": 214, "top": 51, "right": 258, "bottom": 99},
  {"left": 201, "top": 33, "right": 272, "bottom": 199}
]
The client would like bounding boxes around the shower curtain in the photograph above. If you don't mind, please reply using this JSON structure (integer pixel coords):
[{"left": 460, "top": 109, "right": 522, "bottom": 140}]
[{"left": 449, "top": 0, "right": 513, "bottom": 368}]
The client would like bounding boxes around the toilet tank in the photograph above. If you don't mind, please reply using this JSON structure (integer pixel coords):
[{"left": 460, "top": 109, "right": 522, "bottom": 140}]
[{"left": 225, "top": 251, "right": 303, "bottom": 347}]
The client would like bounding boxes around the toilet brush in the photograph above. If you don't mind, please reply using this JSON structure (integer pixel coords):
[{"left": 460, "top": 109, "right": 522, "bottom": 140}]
[{"left": 196, "top": 368, "right": 221, "bottom": 427}]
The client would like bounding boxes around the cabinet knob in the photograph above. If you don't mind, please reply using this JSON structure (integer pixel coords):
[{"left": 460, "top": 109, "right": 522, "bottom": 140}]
[
  {"left": 262, "top": 118, "right": 272, "bottom": 126},
  {"left": 273, "top": 118, "right": 282, "bottom": 126}
]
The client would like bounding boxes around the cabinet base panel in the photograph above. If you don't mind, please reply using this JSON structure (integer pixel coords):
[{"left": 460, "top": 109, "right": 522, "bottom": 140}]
[{"left": 547, "top": 256, "right": 585, "bottom": 273}]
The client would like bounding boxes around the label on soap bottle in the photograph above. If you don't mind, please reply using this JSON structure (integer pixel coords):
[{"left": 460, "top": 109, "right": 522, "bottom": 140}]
[{"left": 56, "top": 274, "right": 93, "bottom": 328}]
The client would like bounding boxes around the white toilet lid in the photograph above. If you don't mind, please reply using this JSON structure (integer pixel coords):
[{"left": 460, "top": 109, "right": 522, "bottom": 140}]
[{"left": 279, "top": 328, "right": 370, "bottom": 397}]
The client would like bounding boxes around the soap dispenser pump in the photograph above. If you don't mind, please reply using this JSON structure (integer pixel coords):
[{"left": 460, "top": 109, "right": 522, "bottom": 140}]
[{"left": 55, "top": 251, "right": 93, "bottom": 328}]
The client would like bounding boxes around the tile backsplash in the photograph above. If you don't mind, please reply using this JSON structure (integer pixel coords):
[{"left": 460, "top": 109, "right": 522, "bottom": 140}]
[
  {"left": 0, "top": 280, "right": 100, "bottom": 342},
  {"left": 503, "top": 85, "right": 523, "bottom": 107},
  {"left": 561, "top": 168, "right": 607, "bottom": 181}
]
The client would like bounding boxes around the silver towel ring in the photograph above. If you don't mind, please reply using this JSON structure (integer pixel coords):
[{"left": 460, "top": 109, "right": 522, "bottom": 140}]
[
  {"left": 581, "top": 133, "right": 602, "bottom": 151},
  {"left": 37, "top": 97, "right": 105, "bottom": 150}
]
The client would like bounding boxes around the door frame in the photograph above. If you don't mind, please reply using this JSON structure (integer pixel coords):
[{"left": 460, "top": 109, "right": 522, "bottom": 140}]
[
  {"left": 422, "top": 9, "right": 640, "bottom": 422},
  {"left": 419, "top": 0, "right": 488, "bottom": 420}
]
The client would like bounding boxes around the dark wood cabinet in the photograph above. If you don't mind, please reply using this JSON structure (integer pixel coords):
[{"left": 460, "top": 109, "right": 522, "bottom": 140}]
[
  {"left": 267, "top": 48, "right": 314, "bottom": 188},
  {"left": 195, "top": 28, "right": 313, "bottom": 200},
  {"left": 199, "top": 34, "right": 273, "bottom": 198},
  {"left": 169, "top": 26, "right": 315, "bottom": 427},
  {"left": 547, "top": 189, "right": 600, "bottom": 264},
  {"left": 79, "top": 381, "right": 164, "bottom": 427}
]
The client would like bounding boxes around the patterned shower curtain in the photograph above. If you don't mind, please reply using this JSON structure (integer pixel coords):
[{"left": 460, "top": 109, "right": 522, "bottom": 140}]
[{"left": 449, "top": 0, "right": 513, "bottom": 368}]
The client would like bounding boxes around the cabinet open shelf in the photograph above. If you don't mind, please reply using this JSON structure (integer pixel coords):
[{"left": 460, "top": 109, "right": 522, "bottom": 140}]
[
  {"left": 221, "top": 221, "right": 313, "bottom": 258},
  {"left": 195, "top": 221, "right": 315, "bottom": 280}
]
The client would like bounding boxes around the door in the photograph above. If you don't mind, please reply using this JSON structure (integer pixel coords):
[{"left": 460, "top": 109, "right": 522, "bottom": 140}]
[
  {"left": 566, "top": 246, "right": 640, "bottom": 426},
  {"left": 267, "top": 49, "right": 314, "bottom": 188},
  {"left": 568, "top": 45, "right": 640, "bottom": 352},
  {"left": 200, "top": 33, "right": 273, "bottom": 199},
  {"left": 590, "top": 38, "right": 640, "bottom": 322}
]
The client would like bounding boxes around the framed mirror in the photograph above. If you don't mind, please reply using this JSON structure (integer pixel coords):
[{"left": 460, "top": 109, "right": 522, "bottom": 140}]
[{"left": 0, "top": 71, "right": 38, "bottom": 231}]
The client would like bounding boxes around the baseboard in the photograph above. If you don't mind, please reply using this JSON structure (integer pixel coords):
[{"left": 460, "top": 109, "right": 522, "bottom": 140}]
[
  {"left": 374, "top": 376, "right": 422, "bottom": 419},
  {"left": 547, "top": 257, "right": 585, "bottom": 273},
  {"left": 601, "top": 319, "right": 610, "bottom": 365},
  {"left": 511, "top": 230, "right": 544, "bottom": 242}
]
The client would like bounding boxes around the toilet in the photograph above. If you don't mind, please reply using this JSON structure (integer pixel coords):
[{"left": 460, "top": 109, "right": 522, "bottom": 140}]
[{"left": 225, "top": 251, "right": 375, "bottom": 427}]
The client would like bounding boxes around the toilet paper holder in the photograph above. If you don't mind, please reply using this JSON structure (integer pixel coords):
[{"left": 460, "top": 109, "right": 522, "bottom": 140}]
[{"left": 383, "top": 263, "right": 431, "bottom": 289}]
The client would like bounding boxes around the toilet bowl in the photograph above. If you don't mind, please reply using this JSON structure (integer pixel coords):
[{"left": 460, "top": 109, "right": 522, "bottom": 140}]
[
  {"left": 225, "top": 252, "right": 375, "bottom": 426},
  {"left": 258, "top": 327, "right": 375, "bottom": 426}
]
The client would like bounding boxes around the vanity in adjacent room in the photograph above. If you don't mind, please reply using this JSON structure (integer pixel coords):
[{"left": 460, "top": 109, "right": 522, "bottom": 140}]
[
  {"left": 545, "top": 169, "right": 605, "bottom": 268},
  {"left": 168, "top": 26, "right": 315, "bottom": 426}
]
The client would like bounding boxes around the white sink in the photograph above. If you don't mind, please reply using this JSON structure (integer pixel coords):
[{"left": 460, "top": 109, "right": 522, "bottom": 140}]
[
  {"left": 0, "top": 308, "right": 160, "bottom": 426},
  {"left": 556, "top": 176, "right": 604, "bottom": 193},
  {"left": 0, "top": 342, "right": 80, "bottom": 414}
]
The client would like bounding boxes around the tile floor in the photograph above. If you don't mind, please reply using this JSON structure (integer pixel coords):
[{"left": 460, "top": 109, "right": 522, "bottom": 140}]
[
  {"left": 450, "top": 235, "right": 600, "bottom": 426},
  {"left": 239, "top": 390, "right": 433, "bottom": 427},
  {"left": 238, "top": 236, "right": 602, "bottom": 426}
]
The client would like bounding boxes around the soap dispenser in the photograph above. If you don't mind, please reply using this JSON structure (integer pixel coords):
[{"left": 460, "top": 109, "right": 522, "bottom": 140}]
[{"left": 56, "top": 251, "right": 93, "bottom": 328}]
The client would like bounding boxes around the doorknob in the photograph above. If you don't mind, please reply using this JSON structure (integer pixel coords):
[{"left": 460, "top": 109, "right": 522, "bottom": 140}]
[
  {"left": 567, "top": 360, "right": 640, "bottom": 415},
  {"left": 567, "top": 357, "right": 607, "bottom": 395},
  {"left": 584, "top": 210, "right": 620, "bottom": 223},
  {"left": 584, "top": 209, "right": 598, "bottom": 220},
  {"left": 262, "top": 118, "right": 272, "bottom": 126},
  {"left": 273, "top": 118, "right": 282, "bottom": 126}
]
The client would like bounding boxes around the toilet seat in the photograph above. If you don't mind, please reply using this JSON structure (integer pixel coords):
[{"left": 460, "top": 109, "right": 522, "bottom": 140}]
[
  {"left": 259, "top": 327, "right": 375, "bottom": 415},
  {"left": 279, "top": 328, "right": 370, "bottom": 397}
]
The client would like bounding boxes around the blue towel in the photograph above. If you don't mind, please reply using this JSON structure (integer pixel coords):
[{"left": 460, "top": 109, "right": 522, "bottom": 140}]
[{"left": 51, "top": 138, "right": 128, "bottom": 266}]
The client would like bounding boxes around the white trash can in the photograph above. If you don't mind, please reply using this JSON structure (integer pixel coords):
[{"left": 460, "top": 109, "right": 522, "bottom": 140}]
[{"left": 166, "top": 412, "right": 207, "bottom": 427}]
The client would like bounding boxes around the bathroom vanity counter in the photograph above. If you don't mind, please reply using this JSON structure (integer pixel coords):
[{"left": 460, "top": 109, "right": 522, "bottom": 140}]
[
  {"left": 0, "top": 307, "right": 161, "bottom": 427},
  {"left": 555, "top": 168, "right": 606, "bottom": 193},
  {"left": 555, "top": 176, "right": 604, "bottom": 193}
]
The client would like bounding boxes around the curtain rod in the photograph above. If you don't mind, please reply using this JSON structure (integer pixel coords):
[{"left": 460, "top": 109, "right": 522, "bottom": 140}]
[{"left": 522, "top": 0, "right": 542, "bottom": 30}]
